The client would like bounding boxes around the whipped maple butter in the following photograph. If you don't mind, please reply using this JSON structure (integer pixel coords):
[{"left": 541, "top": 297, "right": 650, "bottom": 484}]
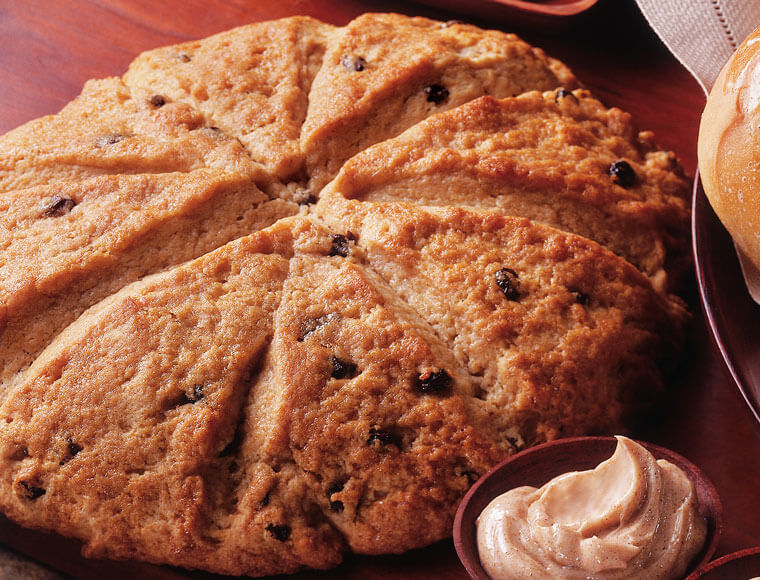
[{"left": 476, "top": 437, "right": 707, "bottom": 580}]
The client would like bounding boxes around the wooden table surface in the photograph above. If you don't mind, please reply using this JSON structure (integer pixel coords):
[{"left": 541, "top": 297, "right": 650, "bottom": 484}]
[{"left": 1, "top": 1, "right": 759, "bottom": 578}]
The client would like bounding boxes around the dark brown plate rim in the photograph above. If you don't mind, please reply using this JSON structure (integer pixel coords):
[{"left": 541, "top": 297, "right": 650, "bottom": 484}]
[
  {"left": 463, "top": 0, "right": 598, "bottom": 17},
  {"left": 693, "top": 172, "right": 760, "bottom": 426},
  {"left": 410, "top": 0, "right": 599, "bottom": 21},
  {"left": 453, "top": 435, "right": 722, "bottom": 580}
]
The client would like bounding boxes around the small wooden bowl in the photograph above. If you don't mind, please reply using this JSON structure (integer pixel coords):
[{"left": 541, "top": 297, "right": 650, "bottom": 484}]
[
  {"left": 453, "top": 436, "right": 722, "bottom": 580},
  {"left": 687, "top": 546, "right": 760, "bottom": 579}
]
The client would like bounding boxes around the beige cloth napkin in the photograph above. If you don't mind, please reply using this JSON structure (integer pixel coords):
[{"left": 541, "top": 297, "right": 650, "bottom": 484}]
[
  {"left": 636, "top": 0, "right": 760, "bottom": 93},
  {"left": 636, "top": 0, "right": 760, "bottom": 302}
]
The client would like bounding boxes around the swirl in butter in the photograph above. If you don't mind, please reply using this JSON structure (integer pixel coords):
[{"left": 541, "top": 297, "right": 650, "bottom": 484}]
[{"left": 476, "top": 436, "right": 707, "bottom": 580}]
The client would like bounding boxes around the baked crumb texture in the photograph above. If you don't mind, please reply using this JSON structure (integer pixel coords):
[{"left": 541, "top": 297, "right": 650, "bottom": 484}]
[{"left": 0, "top": 13, "right": 690, "bottom": 577}]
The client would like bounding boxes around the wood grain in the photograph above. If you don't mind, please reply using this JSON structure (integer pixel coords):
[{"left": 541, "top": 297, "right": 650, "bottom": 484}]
[{"left": 0, "top": 1, "right": 759, "bottom": 578}]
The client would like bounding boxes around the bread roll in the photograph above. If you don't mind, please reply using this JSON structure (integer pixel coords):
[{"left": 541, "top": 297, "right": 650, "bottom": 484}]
[{"left": 698, "top": 26, "right": 760, "bottom": 270}]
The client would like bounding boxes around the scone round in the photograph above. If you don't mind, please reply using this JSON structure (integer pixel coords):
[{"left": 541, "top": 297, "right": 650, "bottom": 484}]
[{"left": 0, "top": 12, "right": 690, "bottom": 578}]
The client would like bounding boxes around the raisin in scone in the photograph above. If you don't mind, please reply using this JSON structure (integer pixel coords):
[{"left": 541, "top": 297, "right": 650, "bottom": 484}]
[
  {"left": 0, "top": 209, "right": 685, "bottom": 575},
  {"left": 0, "top": 11, "right": 691, "bottom": 578},
  {"left": 318, "top": 90, "right": 691, "bottom": 292}
]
